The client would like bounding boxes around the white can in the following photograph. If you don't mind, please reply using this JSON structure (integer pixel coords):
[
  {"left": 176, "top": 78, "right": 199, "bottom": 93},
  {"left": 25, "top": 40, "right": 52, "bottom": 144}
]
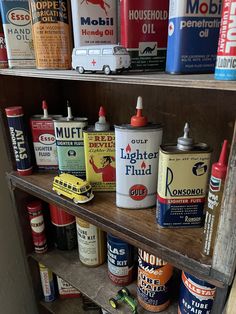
[{"left": 71, "top": 0, "right": 117, "bottom": 47}]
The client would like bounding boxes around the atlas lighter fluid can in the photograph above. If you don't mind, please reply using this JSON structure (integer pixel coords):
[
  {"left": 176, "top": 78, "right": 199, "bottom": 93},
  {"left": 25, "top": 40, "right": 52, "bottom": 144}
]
[
  {"left": 39, "top": 263, "right": 56, "bottom": 302},
  {"left": 71, "top": 0, "right": 117, "bottom": 47},
  {"left": 178, "top": 272, "right": 216, "bottom": 314},
  {"left": 166, "top": 0, "right": 222, "bottom": 74},
  {"left": 215, "top": 0, "right": 236, "bottom": 80},
  {"left": 115, "top": 97, "right": 162, "bottom": 209},
  {"left": 157, "top": 123, "right": 212, "bottom": 228},
  {"left": 137, "top": 249, "right": 173, "bottom": 312}
]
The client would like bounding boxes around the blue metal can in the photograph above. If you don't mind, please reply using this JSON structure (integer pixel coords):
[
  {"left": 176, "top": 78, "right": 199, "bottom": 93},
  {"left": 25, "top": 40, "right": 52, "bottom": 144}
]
[
  {"left": 5, "top": 106, "right": 32, "bottom": 175},
  {"left": 39, "top": 263, "right": 56, "bottom": 302},
  {"left": 178, "top": 272, "right": 216, "bottom": 314}
]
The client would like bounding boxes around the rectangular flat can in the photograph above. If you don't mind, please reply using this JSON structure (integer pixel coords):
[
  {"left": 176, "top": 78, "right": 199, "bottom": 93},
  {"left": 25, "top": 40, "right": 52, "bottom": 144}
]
[
  {"left": 120, "top": 0, "right": 169, "bottom": 70},
  {"left": 84, "top": 131, "right": 115, "bottom": 191},
  {"left": 0, "top": 0, "right": 35, "bottom": 68},
  {"left": 166, "top": 0, "right": 221, "bottom": 74},
  {"left": 157, "top": 145, "right": 211, "bottom": 228}
]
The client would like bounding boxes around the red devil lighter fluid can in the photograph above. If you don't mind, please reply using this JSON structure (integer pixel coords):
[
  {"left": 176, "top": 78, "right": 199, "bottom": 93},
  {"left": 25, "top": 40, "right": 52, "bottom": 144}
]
[
  {"left": 5, "top": 106, "right": 33, "bottom": 176},
  {"left": 115, "top": 97, "right": 162, "bottom": 209},
  {"left": 178, "top": 272, "right": 216, "bottom": 314},
  {"left": 27, "top": 200, "right": 47, "bottom": 253},
  {"left": 39, "top": 263, "right": 56, "bottom": 302},
  {"left": 137, "top": 249, "right": 173, "bottom": 312},
  {"left": 107, "top": 234, "right": 135, "bottom": 286},
  {"left": 157, "top": 123, "right": 212, "bottom": 228}
]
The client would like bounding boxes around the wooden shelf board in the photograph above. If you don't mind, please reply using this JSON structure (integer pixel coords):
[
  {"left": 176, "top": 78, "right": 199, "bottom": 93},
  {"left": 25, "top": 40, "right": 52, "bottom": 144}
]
[
  {"left": 8, "top": 171, "right": 227, "bottom": 287},
  {"left": 32, "top": 249, "right": 177, "bottom": 314},
  {"left": 1, "top": 68, "right": 236, "bottom": 91}
]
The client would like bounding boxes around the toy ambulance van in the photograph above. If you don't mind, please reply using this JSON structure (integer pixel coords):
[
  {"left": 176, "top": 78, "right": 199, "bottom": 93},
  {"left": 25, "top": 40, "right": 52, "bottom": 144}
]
[{"left": 72, "top": 45, "right": 131, "bottom": 75}]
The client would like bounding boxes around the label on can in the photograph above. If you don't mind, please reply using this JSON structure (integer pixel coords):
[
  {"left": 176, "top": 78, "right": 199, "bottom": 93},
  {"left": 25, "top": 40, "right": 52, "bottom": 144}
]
[
  {"left": 39, "top": 263, "right": 56, "bottom": 302},
  {"left": 29, "top": 0, "right": 72, "bottom": 69},
  {"left": 120, "top": 0, "right": 169, "bottom": 70},
  {"left": 30, "top": 214, "right": 48, "bottom": 253},
  {"left": 115, "top": 126, "right": 163, "bottom": 208},
  {"left": 157, "top": 147, "right": 211, "bottom": 227},
  {"left": 31, "top": 118, "right": 59, "bottom": 169},
  {"left": 166, "top": 0, "right": 221, "bottom": 74},
  {"left": 76, "top": 218, "right": 105, "bottom": 266},
  {"left": 215, "top": 0, "right": 236, "bottom": 80},
  {"left": 54, "top": 119, "right": 88, "bottom": 177},
  {"left": 0, "top": 16, "right": 8, "bottom": 68},
  {"left": 71, "top": 0, "right": 117, "bottom": 47},
  {"left": 0, "top": 0, "right": 35, "bottom": 68},
  {"left": 84, "top": 131, "right": 115, "bottom": 191},
  {"left": 57, "top": 276, "right": 81, "bottom": 298},
  {"left": 178, "top": 272, "right": 216, "bottom": 314}
]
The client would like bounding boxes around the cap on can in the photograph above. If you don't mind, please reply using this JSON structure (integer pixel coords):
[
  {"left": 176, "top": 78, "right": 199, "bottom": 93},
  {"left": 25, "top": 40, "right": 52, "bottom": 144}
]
[
  {"left": 27, "top": 200, "right": 42, "bottom": 213},
  {"left": 95, "top": 106, "right": 110, "bottom": 131},
  {"left": 49, "top": 204, "right": 75, "bottom": 225},
  {"left": 177, "top": 123, "right": 194, "bottom": 151},
  {"left": 130, "top": 97, "right": 147, "bottom": 127},
  {"left": 5, "top": 106, "right": 23, "bottom": 117}
]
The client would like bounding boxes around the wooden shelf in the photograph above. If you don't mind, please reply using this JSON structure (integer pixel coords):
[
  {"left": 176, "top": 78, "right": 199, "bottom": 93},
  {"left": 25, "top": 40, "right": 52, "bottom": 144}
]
[
  {"left": 32, "top": 249, "right": 178, "bottom": 314},
  {"left": 1, "top": 68, "right": 236, "bottom": 91}
]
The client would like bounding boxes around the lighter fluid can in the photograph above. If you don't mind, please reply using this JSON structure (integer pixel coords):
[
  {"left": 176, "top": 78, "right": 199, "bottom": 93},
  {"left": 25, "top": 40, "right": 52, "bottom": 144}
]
[
  {"left": 178, "top": 272, "right": 216, "bottom": 314},
  {"left": 137, "top": 249, "right": 173, "bottom": 312},
  {"left": 115, "top": 97, "right": 162, "bottom": 209},
  {"left": 157, "top": 123, "right": 211, "bottom": 228},
  {"left": 76, "top": 217, "right": 106, "bottom": 267},
  {"left": 0, "top": 16, "right": 8, "bottom": 69},
  {"left": 39, "top": 263, "right": 56, "bottom": 302}
]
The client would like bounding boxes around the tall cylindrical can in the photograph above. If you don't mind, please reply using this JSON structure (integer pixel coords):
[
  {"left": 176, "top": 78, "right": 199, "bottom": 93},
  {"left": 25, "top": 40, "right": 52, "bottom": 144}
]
[
  {"left": 39, "top": 263, "right": 56, "bottom": 302},
  {"left": 49, "top": 204, "right": 77, "bottom": 250},
  {"left": 115, "top": 97, "right": 163, "bottom": 209},
  {"left": 27, "top": 200, "right": 47, "bottom": 253},
  {"left": 0, "top": 15, "right": 8, "bottom": 69},
  {"left": 215, "top": 0, "right": 236, "bottom": 80},
  {"left": 5, "top": 106, "right": 33, "bottom": 176},
  {"left": 76, "top": 218, "right": 106, "bottom": 267},
  {"left": 178, "top": 272, "right": 216, "bottom": 314},
  {"left": 28, "top": 0, "right": 72, "bottom": 69},
  {"left": 54, "top": 118, "right": 88, "bottom": 177},
  {"left": 107, "top": 234, "right": 135, "bottom": 286},
  {"left": 137, "top": 249, "right": 173, "bottom": 312}
]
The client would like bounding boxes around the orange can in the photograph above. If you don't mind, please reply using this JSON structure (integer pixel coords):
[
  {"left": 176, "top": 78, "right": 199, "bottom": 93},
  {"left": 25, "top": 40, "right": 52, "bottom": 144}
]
[{"left": 137, "top": 249, "right": 173, "bottom": 312}]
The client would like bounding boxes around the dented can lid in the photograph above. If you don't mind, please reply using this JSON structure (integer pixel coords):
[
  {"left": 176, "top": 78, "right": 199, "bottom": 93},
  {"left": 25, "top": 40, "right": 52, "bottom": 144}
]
[{"left": 5, "top": 106, "right": 23, "bottom": 117}]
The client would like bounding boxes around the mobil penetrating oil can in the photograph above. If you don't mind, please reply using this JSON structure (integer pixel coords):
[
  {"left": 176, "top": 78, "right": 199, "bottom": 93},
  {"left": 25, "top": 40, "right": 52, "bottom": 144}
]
[
  {"left": 115, "top": 96, "right": 162, "bottom": 209},
  {"left": 178, "top": 271, "right": 216, "bottom": 314},
  {"left": 137, "top": 249, "right": 173, "bottom": 312},
  {"left": 166, "top": 0, "right": 222, "bottom": 74},
  {"left": 71, "top": 0, "right": 117, "bottom": 47},
  {"left": 157, "top": 123, "right": 212, "bottom": 228}
]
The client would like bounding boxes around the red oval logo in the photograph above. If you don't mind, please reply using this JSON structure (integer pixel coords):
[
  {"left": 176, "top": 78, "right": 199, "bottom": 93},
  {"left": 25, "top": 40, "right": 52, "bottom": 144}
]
[{"left": 129, "top": 185, "right": 147, "bottom": 201}]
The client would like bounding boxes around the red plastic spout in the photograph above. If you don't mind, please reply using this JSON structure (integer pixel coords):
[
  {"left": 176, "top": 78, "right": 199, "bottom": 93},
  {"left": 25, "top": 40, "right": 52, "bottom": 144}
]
[
  {"left": 212, "top": 140, "right": 228, "bottom": 179},
  {"left": 130, "top": 96, "right": 148, "bottom": 127},
  {"left": 42, "top": 100, "right": 48, "bottom": 110},
  {"left": 99, "top": 106, "right": 106, "bottom": 117}
]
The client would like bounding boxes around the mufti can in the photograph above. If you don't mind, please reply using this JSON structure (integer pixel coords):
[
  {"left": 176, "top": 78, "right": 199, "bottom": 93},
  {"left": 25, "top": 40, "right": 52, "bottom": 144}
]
[
  {"left": 5, "top": 106, "right": 33, "bottom": 176},
  {"left": 39, "top": 263, "right": 56, "bottom": 302},
  {"left": 115, "top": 97, "right": 162, "bottom": 209},
  {"left": 157, "top": 123, "right": 211, "bottom": 228},
  {"left": 107, "top": 234, "right": 135, "bottom": 286},
  {"left": 49, "top": 204, "right": 77, "bottom": 250},
  {"left": 178, "top": 272, "right": 216, "bottom": 314},
  {"left": 27, "top": 200, "right": 47, "bottom": 253},
  {"left": 57, "top": 275, "right": 81, "bottom": 298},
  {"left": 137, "top": 249, "right": 173, "bottom": 312}
]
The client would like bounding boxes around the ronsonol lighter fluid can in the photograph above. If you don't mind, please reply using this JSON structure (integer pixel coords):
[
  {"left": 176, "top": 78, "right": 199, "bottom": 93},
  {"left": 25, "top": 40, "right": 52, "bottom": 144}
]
[
  {"left": 115, "top": 96, "right": 162, "bottom": 209},
  {"left": 39, "top": 263, "right": 56, "bottom": 302},
  {"left": 157, "top": 123, "right": 212, "bottom": 228},
  {"left": 178, "top": 272, "right": 216, "bottom": 314}
]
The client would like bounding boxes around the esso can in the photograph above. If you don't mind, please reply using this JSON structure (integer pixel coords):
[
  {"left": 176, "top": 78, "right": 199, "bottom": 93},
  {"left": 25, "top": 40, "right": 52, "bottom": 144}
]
[
  {"left": 178, "top": 272, "right": 216, "bottom": 314},
  {"left": 27, "top": 200, "right": 47, "bottom": 253},
  {"left": 137, "top": 249, "right": 173, "bottom": 312},
  {"left": 39, "top": 263, "right": 56, "bottom": 302},
  {"left": 57, "top": 275, "right": 81, "bottom": 299},
  {"left": 5, "top": 106, "right": 33, "bottom": 176},
  {"left": 107, "top": 234, "right": 135, "bottom": 286},
  {"left": 76, "top": 217, "right": 106, "bottom": 267},
  {"left": 49, "top": 204, "right": 77, "bottom": 250}
]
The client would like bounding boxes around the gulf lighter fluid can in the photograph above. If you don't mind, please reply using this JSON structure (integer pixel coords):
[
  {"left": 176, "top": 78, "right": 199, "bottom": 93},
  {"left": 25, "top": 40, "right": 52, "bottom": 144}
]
[
  {"left": 0, "top": 0, "right": 35, "bottom": 68},
  {"left": 178, "top": 272, "right": 216, "bottom": 314},
  {"left": 84, "top": 106, "right": 115, "bottom": 191},
  {"left": 0, "top": 16, "right": 8, "bottom": 69},
  {"left": 107, "top": 234, "right": 135, "bottom": 286},
  {"left": 39, "top": 263, "right": 56, "bottom": 302},
  {"left": 215, "top": 0, "right": 236, "bottom": 80},
  {"left": 30, "top": 101, "right": 62, "bottom": 170},
  {"left": 71, "top": 0, "right": 117, "bottom": 47},
  {"left": 5, "top": 106, "right": 33, "bottom": 176},
  {"left": 166, "top": 0, "right": 222, "bottom": 74},
  {"left": 115, "top": 97, "right": 162, "bottom": 209},
  {"left": 137, "top": 249, "right": 173, "bottom": 312},
  {"left": 54, "top": 103, "right": 88, "bottom": 177},
  {"left": 157, "top": 123, "right": 212, "bottom": 228}
]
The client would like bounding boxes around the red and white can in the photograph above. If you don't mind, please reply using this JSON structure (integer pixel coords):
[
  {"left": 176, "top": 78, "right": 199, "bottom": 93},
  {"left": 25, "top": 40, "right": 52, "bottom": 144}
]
[
  {"left": 0, "top": 16, "right": 8, "bottom": 69},
  {"left": 27, "top": 200, "right": 47, "bottom": 253},
  {"left": 57, "top": 275, "right": 81, "bottom": 299}
]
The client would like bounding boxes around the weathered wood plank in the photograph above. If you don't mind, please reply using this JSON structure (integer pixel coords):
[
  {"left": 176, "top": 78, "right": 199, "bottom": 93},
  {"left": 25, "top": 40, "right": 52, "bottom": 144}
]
[{"left": 224, "top": 275, "right": 236, "bottom": 314}]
